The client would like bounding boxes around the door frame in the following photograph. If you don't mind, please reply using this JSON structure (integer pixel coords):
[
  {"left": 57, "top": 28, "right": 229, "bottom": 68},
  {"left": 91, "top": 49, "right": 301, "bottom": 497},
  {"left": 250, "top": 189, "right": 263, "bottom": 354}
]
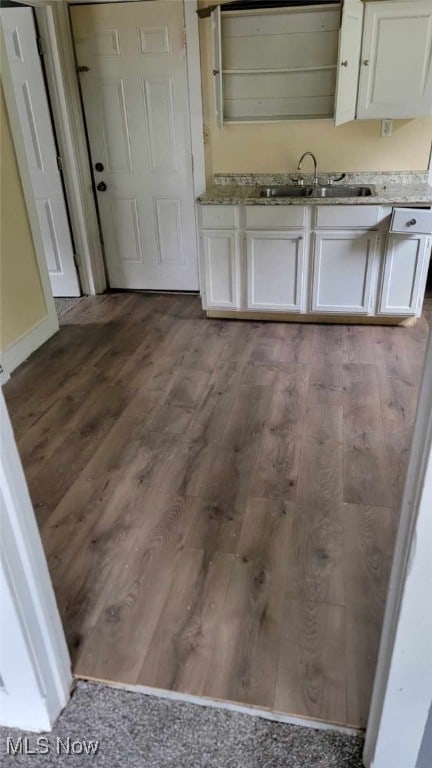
[
  {"left": 9, "top": 0, "right": 205, "bottom": 295},
  {"left": 0, "top": 25, "right": 59, "bottom": 383},
  {"left": 0, "top": 390, "right": 72, "bottom": 731}
]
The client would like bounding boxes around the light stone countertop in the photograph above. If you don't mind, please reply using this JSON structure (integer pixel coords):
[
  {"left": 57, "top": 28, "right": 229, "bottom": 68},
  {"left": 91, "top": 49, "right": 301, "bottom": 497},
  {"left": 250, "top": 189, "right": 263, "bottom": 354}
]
[{"left": 197, "top": 172, "right": 432, "bottom": 206}]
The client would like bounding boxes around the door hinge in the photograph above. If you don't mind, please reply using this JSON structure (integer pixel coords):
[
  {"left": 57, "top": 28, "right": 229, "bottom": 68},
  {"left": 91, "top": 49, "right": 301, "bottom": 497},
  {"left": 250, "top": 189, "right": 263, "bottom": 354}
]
[
  {"left": 56, "top": 155, "right": 62, "bottom": 172},
  {"left": 76, "top": 65, "right": 90, "bottom": 74},
  {"left": 36, "top": 36, "right": 46, "bottom": 56},
  {"left": 191, "top": 153, "right": 194, "bottom": 174},
  {"left": 183, "top": 27, "right": 187, "bottom": 48}
]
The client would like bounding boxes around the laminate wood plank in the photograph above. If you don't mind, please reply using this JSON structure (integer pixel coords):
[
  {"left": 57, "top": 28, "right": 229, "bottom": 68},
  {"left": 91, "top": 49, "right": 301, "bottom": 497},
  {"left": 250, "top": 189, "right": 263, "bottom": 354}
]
[
  {"left": 144, "top": 368, "right": 211, "bottom": 435},
  {"left": 24, "top": 383, "right": 135, "bottom": 524},
  {"left": 184, "top": 384, "right": 272, "bottom": 552},
  {"left": 344, "top": 503, "right": 398, "bottom": 728},
  {"left": 286, "top": 405, "right": 345, "bottom": 606},
  {"left": 74, "top": 495, "right": 198, "bottom": 684},
  {"left": 204, "top": 498, "right": 294, "bottom": 708},
  {"left": 372, "top": 326, "right": 425, "bottom": 425},
  {"left": 307, "top": 325, "right": 346, "bottom": 405},
  {"left": 38, "top": 388, "right": 165, "bottom": 565},
  {"left": 219, "top": 321, "right": 261, "bottom": 363},
  {"left": 274, "top": 599, "right": 346, "bottom": 725},
  {"left": 382, "top": 418, "right": 414, "bottom": 511},
  {"left": 251, "top": 364, "right": 308, "bottom": 499},
  {"left": 137, "top": 549, "right": 234, "bottom": 695},
  {"left": 343, "top": 325, "right": 375, "bottom": 364},
  {"left": 343, "top": 363, "right": 392, "bottom": 507},
  {"left": 279, "top": 323, "right": 314, "bottom": 364}
]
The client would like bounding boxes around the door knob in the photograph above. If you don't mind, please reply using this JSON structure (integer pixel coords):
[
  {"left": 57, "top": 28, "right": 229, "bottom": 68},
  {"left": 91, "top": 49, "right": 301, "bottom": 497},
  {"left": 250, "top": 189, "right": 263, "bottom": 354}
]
[
  {"left": 97, "top": 181, "right": 107, "bottom": 192},
  {"left": 341, "top": 60, "right": 348, "bottom": 67},
  {"left": 95, "top": 162, "right": 104, "bottom": 172}
]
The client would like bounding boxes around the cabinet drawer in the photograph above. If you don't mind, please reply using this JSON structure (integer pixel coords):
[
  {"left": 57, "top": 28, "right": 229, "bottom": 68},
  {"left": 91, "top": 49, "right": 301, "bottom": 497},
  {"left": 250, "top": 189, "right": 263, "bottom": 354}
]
[
  {"left": 314, "top": 205, "right": 383, "bottom": 229},
  {"left": 200, "top": 205, "right": 238, "bottom": 228},
  {"left": 245, "top": 206, "right": 305, "bottom": 229},
  {"left": 390, "top": 208, "right": 432, "bottom": 235}
]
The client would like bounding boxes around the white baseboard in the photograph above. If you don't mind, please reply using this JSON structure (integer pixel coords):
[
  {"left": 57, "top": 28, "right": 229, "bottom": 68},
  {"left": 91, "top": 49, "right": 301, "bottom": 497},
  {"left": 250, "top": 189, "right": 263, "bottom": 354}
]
[{"left": 0, "top": 313, "right": 58, "bottom": 383}]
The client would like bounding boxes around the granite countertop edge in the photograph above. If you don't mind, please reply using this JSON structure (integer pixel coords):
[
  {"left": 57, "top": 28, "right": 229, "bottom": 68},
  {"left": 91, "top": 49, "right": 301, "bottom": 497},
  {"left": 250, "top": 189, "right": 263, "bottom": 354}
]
[
  {"left": 197, "top": 185, "right": 432, "bottom": 206},
  {"left": 196, "top": 173, "right": 432, "bottom": 206}
]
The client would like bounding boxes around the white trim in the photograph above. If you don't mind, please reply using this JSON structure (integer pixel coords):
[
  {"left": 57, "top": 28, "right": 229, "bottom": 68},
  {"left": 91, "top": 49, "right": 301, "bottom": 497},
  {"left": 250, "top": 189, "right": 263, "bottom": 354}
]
[
  {"left": 0, "top": 391, "right": 72, "bottom": 731},
  {"left": 0, "top": 315, "right": 58, "bottom": 382},
  {"left": 34, "top": 3, "right": 105, "bottom": 295},
  {"left": 184, "top": 0, "right": 206, "bottom": 198},
  {"left": 363, "top": 327, "right": 432, "bottom": 768},
  {"left": 0, "top": 24, "right": 59, "bottom": 378}
]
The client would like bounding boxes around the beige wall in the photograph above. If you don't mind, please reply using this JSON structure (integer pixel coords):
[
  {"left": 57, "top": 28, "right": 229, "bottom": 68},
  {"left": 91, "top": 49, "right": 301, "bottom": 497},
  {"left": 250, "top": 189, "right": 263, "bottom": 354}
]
[
  {"left": 0, "top": 84, "right": 47, "bottom": 352},
  {"left": 198, "top": 3, "right": 432, "bottom": 178}
]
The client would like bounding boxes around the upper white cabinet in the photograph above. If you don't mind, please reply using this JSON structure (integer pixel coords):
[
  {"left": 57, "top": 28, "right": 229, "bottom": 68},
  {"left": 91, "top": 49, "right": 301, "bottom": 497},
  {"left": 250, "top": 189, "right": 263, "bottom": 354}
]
[
  {"left": 335, "top": 0, "right": 363, "bottom": 125},
  {"left": 212, "top": 1, "right": 363, "bottom": 126},
  {"left": 357, "top": 0, "right": 432, "bottom": 119}
]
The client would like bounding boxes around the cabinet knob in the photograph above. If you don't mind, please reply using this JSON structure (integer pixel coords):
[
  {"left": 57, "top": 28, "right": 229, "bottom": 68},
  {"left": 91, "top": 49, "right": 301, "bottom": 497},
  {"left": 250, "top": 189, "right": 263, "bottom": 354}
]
[
  {"left": 212, "top": 69, "right": 220, "bottom": 76},
  {"left": 97, "top": 181, "right": 107, "bottom": 192},
  {"left": 408, "top": 219, "right": 417, "bottom": 226},
  {"left": 364, "top": 59, "right": 369, "bottom": 66},
  {"left": 341, "top": 60, "right": 348, "bottom": 67}
]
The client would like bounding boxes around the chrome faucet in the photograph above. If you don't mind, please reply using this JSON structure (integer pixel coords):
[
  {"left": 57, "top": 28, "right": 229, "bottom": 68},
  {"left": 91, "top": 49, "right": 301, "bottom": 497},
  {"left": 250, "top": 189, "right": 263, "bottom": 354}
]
[{"left": 297, "top": 152, "right": 319, "bottom": 186}]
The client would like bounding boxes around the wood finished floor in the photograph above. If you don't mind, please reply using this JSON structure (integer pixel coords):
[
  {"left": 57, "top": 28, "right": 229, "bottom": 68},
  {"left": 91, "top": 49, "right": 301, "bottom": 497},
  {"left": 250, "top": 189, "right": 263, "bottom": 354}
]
[{"left": 5, "top": 293, "right": 431, "bottom": 729}]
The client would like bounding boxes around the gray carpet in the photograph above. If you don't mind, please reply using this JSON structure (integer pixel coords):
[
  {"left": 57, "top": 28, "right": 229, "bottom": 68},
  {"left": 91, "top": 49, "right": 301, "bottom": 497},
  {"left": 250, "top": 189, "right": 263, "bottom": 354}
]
[
  {"left": 0, "top": 681, "right": 364, "bottom": 767},
  {"left": 54, "top": 297, "right": 82, "bottom": 319}
]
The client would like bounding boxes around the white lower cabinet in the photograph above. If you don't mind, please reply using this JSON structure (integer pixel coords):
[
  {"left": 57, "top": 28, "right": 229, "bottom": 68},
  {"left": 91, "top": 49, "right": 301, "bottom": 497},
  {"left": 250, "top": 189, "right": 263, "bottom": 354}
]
[
  {"left": 202, "top": 229, "right": 240, "bottom": 309},
  {"left": 246, "top": 231, "right": 305, "bottom": 311},
  {"left": 311, "top": 230, "right": 379, "bottom": 314},
  {"left": 199, "top": 204, "right": 431, "bottom": 318},
  {"left": 379, "top": 234, "right": 430, "bottom": 316}
]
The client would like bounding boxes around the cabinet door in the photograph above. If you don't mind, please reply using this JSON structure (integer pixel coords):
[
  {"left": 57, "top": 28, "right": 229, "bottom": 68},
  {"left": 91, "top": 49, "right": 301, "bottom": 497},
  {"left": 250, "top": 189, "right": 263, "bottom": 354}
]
[
  {"left": 357, "top": 1, "right": 432, "bottom": 119},
  {"left": 211, "top": 6, "right": 223, "bottom": 128},
  {"left": 334, "top": 0, "right": 363, "bottom": 126},
  {"left": 202, "top": 230, "right": 240, "bottom": 309},
  {"left": 312, "top": 230, "right": 379, "bottom": 314},
  {"left": 246, "top": 231, "right": 305, "bottom": 312},
  {"left": 379, "top": 234, "right": 430, "bottom": 316}
]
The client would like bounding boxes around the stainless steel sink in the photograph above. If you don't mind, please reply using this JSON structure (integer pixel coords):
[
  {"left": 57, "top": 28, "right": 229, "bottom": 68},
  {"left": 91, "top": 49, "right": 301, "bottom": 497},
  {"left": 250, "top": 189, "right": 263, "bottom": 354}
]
[
  {"left": 259, "top": 186, "right": 310, "bottom": 198},
  {"left": 259, "top": 185, "right": 375, "bottom": 198},
  {"left": 309, "top": 185, "right": 375, "bottom": 198}
]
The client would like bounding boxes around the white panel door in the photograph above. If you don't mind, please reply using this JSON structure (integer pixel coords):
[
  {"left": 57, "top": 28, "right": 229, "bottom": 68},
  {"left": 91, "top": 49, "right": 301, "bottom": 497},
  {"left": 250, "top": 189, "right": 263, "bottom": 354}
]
[
  {"left": 357, "top": 0, "right": 432, "bottom": 119},
  {"left": 246, "top": 231, "right": 305, "bottom": 312},
  {"left": 312, "top": 230, "right": 379, "bottom": 314},
  {"left": 379, "top": 234, "right": 430, "bottom": 316},
  {"left": 202, "top": 230, "right": 240, "bottom": 309},
  {"left": 71, "top": 1, "right": 199, "bottom": 291},
  {"left": 334, "top": 0, "right": 363, "bottom": 126},
  {"left": 1, "top": 8, "right": 80, "bottom": 297}
]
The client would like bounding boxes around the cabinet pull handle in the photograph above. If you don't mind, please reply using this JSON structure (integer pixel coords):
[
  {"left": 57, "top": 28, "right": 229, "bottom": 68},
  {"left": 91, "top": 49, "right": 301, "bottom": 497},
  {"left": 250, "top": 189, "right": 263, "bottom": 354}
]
[
  {"left": 408, "top": 219, "right": 417, "bottom": 226},
  {"left": 341, "top": 60, "right": 348, "bottom": 67}
]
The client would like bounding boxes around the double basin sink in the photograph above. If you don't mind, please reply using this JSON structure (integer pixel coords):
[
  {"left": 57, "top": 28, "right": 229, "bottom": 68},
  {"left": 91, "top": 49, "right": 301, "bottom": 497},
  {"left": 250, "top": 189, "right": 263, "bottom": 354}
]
[{"left": 259, "top": 185, "right": 375, "bottom": 199}]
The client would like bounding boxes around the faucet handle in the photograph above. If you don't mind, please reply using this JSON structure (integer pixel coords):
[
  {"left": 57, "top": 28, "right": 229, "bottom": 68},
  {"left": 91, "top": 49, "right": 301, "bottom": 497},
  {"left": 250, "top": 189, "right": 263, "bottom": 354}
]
[
  {"left": 327, "top": 173, "right": 346, "bottom": 186},
  {"left": 290, "top": 177, "right": 305, "bottom": 186}
]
